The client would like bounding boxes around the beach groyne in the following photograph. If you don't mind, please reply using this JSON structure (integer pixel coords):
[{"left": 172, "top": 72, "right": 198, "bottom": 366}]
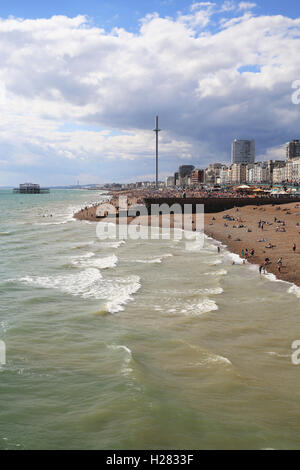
[{"left": 143, "top": 196, "right": 300, "bottom": 213}]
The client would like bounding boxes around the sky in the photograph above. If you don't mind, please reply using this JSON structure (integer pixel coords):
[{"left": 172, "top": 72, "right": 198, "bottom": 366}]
[{"left": 1, "top": 0, "right": 300, "bottom": 185}]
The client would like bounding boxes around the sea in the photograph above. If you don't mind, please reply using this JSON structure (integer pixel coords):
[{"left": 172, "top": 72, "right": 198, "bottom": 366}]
[{"left": 1, "top": 188, "right": 300, "bottom": 450}]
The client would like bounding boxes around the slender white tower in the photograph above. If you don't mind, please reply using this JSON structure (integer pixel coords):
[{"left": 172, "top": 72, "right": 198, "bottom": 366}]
[{"left": 153, "top": 115, "right": 161, "bottom": 188}]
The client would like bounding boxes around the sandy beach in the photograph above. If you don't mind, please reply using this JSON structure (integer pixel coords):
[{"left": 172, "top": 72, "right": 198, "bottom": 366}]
[
  {"left": 204, "top": 201, "right": 300, "bottom": 286},
  {"left": 74, "top": 196, "right": 300, "bottom": 287}
]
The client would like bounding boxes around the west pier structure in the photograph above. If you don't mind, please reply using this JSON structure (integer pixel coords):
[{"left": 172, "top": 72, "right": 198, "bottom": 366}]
[{"left": 13, "top": 183, "right": 50, "bottom": 194}]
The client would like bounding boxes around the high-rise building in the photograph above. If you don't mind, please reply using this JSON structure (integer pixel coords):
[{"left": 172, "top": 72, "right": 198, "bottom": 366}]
[
  {"left": 178, "top": 165, "right": 195, "bottom": 186},
  {"left": 232, "top": 139, "right": 255, "bottom": 164},
  {"left": 286, "top": 140, "right": 300, "bottom": 161}
]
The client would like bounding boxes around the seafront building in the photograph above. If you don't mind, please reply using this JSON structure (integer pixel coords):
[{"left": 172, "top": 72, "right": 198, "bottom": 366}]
[
  {"left": 231, "top": 163, "right": 247, "bottom": 184},
  {"left": 190, "top": 169, "right": 205, "bottom": 185},
  {"left": 286, "top": 140, "right": 300, "bottom": 161},
  {"left": 232, "top": 139, "right": 255, "bottom": 164},
  {"left": 166, "top": 176, "right": 175, "bottom": 187},
  {"left": 163, "top": 157, "right": 300, "bottom": 188},
  {"left": 123, "top": 138, "right": 300, "bottom": 190},
  {"left": 247, "top": 162, "right": 269, "bottom": 184},
  {"left": 272, "top": 158, "right": 300, "bottom": 184},
  {"left": 178, "top": 165, "right": 195, "bottom": 186}
]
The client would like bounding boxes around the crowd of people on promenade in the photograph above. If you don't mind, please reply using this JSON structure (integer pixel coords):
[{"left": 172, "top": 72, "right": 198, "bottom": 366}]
[{"left": 108, "top": 187, "right": 300, "bottom": 201}]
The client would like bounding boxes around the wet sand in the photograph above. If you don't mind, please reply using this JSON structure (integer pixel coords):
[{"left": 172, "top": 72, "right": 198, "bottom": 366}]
[{"left": 74, "top": 200, "right": 300, "bottom": 287}]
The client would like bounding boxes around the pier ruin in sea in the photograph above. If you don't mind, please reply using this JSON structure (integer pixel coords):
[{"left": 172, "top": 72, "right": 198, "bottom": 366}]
[{"left": 13, "top": 183, "right": 50, "bottom": 194}]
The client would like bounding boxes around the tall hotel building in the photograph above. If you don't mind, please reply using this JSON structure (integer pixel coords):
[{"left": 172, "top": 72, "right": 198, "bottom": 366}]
[
  {"left": 286, "top": 140, "right": 300, "bottom": 161},
  {"left": 232, "top": 139, "right": 255, "bottom": 164}
]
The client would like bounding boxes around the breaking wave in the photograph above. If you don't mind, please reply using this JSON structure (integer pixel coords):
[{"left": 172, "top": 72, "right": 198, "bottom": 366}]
[
  {"left": 72, "top": 253, "right": 118, "bottom": 270},
  {"left": 17, "top": 268, "right": 141, "bottom": 313}
]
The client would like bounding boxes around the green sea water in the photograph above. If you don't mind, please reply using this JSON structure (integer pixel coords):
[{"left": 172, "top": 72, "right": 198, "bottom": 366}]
[{"left": 1, "top": 188, "right": 300, "bottom": 450}]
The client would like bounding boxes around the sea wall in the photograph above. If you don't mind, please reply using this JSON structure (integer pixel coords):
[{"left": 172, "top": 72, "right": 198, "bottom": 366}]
[{"left": 143, "top": 196, "right": 300, "bottom": 214}]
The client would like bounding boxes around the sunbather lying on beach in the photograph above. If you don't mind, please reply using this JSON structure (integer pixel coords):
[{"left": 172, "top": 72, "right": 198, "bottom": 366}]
[{"left": 265, "top": 243, "right": 275, "bottom": 248}]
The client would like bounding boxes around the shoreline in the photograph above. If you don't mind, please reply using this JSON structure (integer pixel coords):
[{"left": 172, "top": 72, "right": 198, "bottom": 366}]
[
  {"left": 203, "top": 202, "right": 300, "bottom": 287},
  {"left": 74, "top": 198, "right": 300, "bottom": 288}
]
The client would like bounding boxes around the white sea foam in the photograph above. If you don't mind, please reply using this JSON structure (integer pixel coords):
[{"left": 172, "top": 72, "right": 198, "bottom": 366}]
[
  {"left": 266, "top": 351, "right": 290, "bottom": 358},
  {"left": 105, "top": 276, "right": 141, "bottom": 313},
  {"left": 192, "top": 354, "right": 232, "bottom": 368},
  {"left": 107, "top": 344, "right": 133, "bottom": 375},
  {"left": 73, "top": 252, "right": 95, "bottom": 260},
  {"left": 18, "top": 268, "right": 141, "bottom": 313},
  {"left": 134, "top": 253, "right": 173, "bottom": 264},
  {"left": 185, "top": 239, "right": 205, "bottom": 252},
  {"left": 180, "top": 299, "right": 219, "bottom": 316},
  {"left": 263, "top": 272, "right": 281, "bottom": 282},
  {"left": 203, "top": 257, "right": 223, "bottom": 266},
  {"left": 0, "top": 321, "right": 9, "bottom": 333},
  {"left": 19, "top": 268, "right": 103, "bottom": 297},
  {"left": 226, "top": 252, "right": 244, "bottom": 264},
  {"left": 288, "top": 284, "right": 300, "bottom": 298},
  {"left": 72, "top": 253, "right": 118, "bottom": 270},
  {"left": 198, "top": 287, "right": 223, "bottom": 295},
  {"left": 203, "top": 354, "right": 232, "bottom": 366},
  {"left": 204, "top": 269, "right": 228, "bottom": 276},
  {"left": 103, "top": 240, "right": 126, "bottom": 249},
  {"left": 136, "top": 258, "right": 163, "bottom": 264}
]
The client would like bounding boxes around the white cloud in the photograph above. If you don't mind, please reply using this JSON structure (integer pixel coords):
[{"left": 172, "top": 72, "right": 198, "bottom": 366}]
[
  {"left": 190, "top": 2, "right": 216, "bottom": 11},
  {"left": 0, "top": 7, "right": 299, "bottom": 184},
  {"left": 238, "top": 2, "right": 257, "bottom": 10},
  {"left": 220, "top": 1, "right": 236, "bottom": 12}
]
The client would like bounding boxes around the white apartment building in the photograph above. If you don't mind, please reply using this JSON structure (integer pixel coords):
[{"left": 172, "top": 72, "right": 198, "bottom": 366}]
[
  {"left": 247, "top": 163, "right": 269, "bottom": 184},
  {"left": 165, "top": 176, "right": 175, "bottom": 187},
  {"left": 272, "top": 159, "right": 300, "bottom": 183},
  {"left": 231, "top": 163, "right": 247, "bottom": 184}
]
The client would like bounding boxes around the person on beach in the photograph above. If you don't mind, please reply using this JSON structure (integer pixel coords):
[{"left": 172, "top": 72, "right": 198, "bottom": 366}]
[
  {"left": 293, "top": 243, "right": 296, "bottom": 253},
  {"left": 277, "top": 258, "right": 282, "bottom": 273},
  {"left": 259, "top": 265, "right": 265, "bottom": 275},
  {"left": 217, "top": 246, "right": 221, "bottom": 253},
  {"left": 241, "top": 249, "right": 244, "bottom": 258}
]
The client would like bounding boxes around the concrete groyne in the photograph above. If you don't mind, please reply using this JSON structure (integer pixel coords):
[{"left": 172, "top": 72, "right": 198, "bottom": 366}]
[{"left": 143, "top": 196, "right": 300, "bottom": 213}]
